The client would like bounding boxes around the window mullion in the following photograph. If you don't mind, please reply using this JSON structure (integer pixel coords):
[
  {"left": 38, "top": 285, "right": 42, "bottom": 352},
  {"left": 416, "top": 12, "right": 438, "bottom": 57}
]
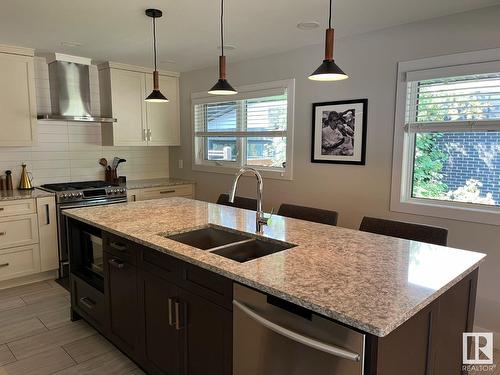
[{"left": 238, "top": 100, "right": 247, "bottom": 166}]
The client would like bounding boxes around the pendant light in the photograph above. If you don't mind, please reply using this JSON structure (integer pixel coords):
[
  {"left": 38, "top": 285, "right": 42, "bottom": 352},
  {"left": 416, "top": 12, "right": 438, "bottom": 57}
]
[
  {"left": 309, "top": 0, "right": 348, "bottom": 81},
  {"left": 208, "top": 0, "right": 237, "bottom": 95},
  {"left": 145, "top": 8, "right": 169, "bottom": 102}
]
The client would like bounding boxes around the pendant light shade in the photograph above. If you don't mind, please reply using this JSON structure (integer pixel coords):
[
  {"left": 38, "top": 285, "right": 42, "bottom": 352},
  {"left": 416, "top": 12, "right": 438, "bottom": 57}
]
[
  {"left": 309, "top": 0, "right": 348, "bottom": 82},
  {"left": 209, "top": 0, "right": 237, "bottom": 95},
  {"left": 145, "top": 9, "right": 169, "bottom": 103},
  {"left": 208, "top": 56, "right": 237, "bottom": 95}
]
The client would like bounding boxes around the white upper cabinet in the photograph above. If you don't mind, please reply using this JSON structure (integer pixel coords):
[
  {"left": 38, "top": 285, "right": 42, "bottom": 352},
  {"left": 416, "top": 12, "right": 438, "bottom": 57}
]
[
  {"left": 145, "top": 73, "right": 180, "bottom": 146},
  {"left": 99, "top": 62, "right": 180, "bottom": 147},
  {"left": 0, "top": 45, "right": 37, "bottom": 146}
]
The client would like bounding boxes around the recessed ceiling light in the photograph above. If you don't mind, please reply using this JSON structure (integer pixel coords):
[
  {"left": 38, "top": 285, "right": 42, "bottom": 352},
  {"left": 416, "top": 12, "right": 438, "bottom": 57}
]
[
  {"left": 60, "top": 41, "right": 83, "bottom": 47},
  {"left": 297, "top": 21, "right": 319, "bottom": 30},
  {"left": 217, "top": 44, "right": 236, "bottom": 51}
]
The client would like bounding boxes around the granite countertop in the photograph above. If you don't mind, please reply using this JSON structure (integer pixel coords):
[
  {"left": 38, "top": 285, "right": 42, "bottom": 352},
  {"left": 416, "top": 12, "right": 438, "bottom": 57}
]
[
  {"left": 126, "top": 178, "right": 195, "bottom": 190},
  {"left": 0, "top": 188, "right": 55, "bottom": 202},
  {"left": 63, "top": 197, "right": 486, "bottom": 337}
]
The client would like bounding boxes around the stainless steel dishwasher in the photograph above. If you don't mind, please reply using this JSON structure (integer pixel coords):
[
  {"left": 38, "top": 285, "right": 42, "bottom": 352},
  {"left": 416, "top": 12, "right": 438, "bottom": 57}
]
[{"left": 233, "top": 283, "right": 365, "bottom": 375}]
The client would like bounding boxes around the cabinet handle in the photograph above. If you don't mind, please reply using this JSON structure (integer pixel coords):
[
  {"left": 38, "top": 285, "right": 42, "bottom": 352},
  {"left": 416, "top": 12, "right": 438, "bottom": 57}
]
[
  {"left": 109, "top": 241, "right": 127, "bottom": 252},
  {"left": 175, "top": 301, "right": 183, "bottom": 330},
  {"left": 0, "top": 232, "right": 6, "bottom": 236},
  {"left": 142, "top": 128, "right": 147, "bottom": 141},
  {"left": 108, "top": 258, "right": 124, "bottom": 269},
  {"left": 79, "top": 297, "right": 95, "bottom": 310},
  {"left": 168, "top": 298, "right": 174, "bottom": 326},
  {"left": 148, "top": 129, "right": 152, "bottom": 141},
  {"left": 0, "top": 263, "right": 9, "bottom": 267},
  {"left": 45, "top": 204, "right": 50, "bottom": 225},
  {"left": 160, "top": 190, "right": 175, "bottom": 194},
  {"left": 0, "top": 207, "right": 4, "bottom": 211}
]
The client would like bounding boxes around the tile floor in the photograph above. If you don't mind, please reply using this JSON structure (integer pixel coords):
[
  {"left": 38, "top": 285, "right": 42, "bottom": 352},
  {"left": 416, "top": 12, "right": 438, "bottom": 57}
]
[{"left": 0, "top": 280, "right": 144, "bottom": 375}]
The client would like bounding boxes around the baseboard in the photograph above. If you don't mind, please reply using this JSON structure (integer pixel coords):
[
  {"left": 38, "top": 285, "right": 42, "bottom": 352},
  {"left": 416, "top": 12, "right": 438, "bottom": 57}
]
[
  {"left": 474, "top": 325, "right": 500, "bottom": 350},
  {"left": 0, "top": 270, "right": 58, "bottom": 290}
]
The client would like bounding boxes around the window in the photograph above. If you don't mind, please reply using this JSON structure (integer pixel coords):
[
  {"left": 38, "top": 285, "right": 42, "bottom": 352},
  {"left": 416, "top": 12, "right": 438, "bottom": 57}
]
[
  {"left": 391, "top": 50, "right": 500, "bottom": 225},
  {"left": 192, "top": 79, "right": 294, "bottom": 179}
]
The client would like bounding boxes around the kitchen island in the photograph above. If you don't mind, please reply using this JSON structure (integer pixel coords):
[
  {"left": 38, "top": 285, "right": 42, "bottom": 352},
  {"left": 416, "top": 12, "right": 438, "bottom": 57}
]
[{"left": 64, "top": 197, "right": 485, "bottom": 375}]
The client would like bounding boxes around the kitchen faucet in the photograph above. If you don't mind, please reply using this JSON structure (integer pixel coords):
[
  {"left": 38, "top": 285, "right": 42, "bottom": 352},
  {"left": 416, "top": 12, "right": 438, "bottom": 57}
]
[{"left": 229, "top": 167, "right": 268, "bottom": 234}]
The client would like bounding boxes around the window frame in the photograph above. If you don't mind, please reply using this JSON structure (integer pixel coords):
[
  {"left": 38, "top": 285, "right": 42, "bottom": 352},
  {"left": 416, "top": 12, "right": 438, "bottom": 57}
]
[
  {"left": 391, "top": 48, "right": 500, "bottom": 226},
  {"left": 191, "top": 79, "right": 295, "bottom": 180}
]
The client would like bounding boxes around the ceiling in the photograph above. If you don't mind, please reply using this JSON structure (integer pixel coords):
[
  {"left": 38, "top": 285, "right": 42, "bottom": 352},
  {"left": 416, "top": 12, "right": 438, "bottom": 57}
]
[{"left": 1, "top": 0, "right": 499, "bottom": 72}]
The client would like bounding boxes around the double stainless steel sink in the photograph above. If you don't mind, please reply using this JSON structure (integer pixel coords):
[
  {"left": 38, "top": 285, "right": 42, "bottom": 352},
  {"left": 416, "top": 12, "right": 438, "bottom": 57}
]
[{"left": 164, "top": 225, "right": 296, "bottom": 263}]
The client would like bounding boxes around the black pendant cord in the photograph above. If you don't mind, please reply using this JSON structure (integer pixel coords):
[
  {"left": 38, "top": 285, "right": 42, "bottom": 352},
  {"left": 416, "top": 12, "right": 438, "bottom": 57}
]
[
  {"left": 329, "top": 0, "right": 332, "bottom": 29},
  {"left": 152, "top": 16, "right": 158, "bottom": 71},
  {"left": 220, "top": 0, "right": 224, "bottom": 57}
]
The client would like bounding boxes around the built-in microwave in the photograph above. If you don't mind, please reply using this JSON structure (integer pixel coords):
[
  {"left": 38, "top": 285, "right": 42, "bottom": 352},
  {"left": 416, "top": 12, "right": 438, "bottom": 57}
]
[{"left": 67, "top": 218, "right": 104, "bottom": 292}]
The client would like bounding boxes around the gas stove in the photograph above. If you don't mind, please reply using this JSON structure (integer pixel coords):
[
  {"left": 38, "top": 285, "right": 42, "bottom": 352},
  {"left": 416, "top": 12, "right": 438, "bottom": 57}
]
[
  {"left": 39, "top": 180, "right": 128, "bottom": 282},
  {"left": 40, "top": 180, "right": 127, "bottom": 204}
]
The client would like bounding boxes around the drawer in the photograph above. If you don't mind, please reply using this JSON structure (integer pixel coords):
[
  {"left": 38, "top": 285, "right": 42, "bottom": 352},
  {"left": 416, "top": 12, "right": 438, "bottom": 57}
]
[
  {"left": 0, "top": 244, "right": 40, "bottom": 281},
  {"left": 71, "top": 274, "right": 107, "bottom": 330},
  {"left": 0, "top": 214, "right": 38, "bottom": 250},
  {"left": 139, "top": 247, "right": 182, "bottom": 283},
  {"left": 103, "top": 232, "right": 137, "bottom": 265},
  {"left": 0, "top": 199, "right": 36, "bottom": 218},
  {"left": 140, "top": 184, "right": 194, "bottom": 200},
  {"left": 182, "top": 263, "right": 233, "bottom": 309}
]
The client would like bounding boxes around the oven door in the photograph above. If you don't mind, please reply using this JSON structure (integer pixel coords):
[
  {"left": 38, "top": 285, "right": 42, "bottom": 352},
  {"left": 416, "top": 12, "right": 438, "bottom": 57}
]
[{"left": 57, "top": 197, "right": 127, "bottom": 278}]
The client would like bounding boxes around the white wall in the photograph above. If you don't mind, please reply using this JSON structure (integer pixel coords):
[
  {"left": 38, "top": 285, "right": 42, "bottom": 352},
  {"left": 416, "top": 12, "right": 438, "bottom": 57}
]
[
  {"left": 170, "top": 6, "right": 500, "bottom": 336},
  {"left": 0, "top": 57, "right": 170, "bottom": 186}
]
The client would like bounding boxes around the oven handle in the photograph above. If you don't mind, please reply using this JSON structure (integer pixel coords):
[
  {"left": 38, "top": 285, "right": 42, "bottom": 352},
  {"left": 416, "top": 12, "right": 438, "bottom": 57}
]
[
  {"left": 59, "top": 199, "right": 127, "bottom": 210},
  {"left": 233, "top": 300, "right": 361, "bottom": 362}
]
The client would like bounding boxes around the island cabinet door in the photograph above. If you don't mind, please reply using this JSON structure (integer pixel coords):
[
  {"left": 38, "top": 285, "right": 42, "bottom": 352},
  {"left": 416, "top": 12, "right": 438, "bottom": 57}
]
[
  {"left": 103, "top": 251, "right": 139, "bottom": 358},
  {"left": 137, "top": 270, "right": 183, "bottom": 375},
  {"left": 178, "top": 288, "right": 233, "bottom": 375}
]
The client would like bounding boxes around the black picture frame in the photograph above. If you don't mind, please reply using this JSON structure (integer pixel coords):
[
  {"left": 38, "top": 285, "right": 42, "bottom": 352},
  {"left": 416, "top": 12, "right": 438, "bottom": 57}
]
[{"left": 311, "top": 99, "right": 368, "bottom": 165}]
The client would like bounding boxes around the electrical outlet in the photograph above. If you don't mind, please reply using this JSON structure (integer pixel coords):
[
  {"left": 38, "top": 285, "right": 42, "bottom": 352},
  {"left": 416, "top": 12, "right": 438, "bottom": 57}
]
[{"left": 178, "top": 159, "right": 183, "bottom": 169}]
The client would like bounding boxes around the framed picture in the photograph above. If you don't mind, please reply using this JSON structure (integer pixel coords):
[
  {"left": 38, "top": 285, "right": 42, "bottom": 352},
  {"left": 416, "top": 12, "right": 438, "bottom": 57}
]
[{"left": 311, "top": 99, "right": 368, "bottom": 165}]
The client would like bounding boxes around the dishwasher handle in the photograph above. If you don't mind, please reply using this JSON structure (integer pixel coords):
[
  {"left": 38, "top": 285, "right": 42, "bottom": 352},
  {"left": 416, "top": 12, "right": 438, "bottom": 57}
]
[{"left": 233, "top": 300, "right": 361, "bottom": 362}]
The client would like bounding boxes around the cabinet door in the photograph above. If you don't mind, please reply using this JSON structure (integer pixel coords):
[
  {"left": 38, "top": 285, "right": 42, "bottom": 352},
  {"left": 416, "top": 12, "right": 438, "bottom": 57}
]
[
  {"left": 110, "top": 69, "right": 147, "bottom": 146},
  {"left": 36, "top": 196, "right": 58, "bottom": 271},
  {"left": 0, "top": 53, "right": 36, "bottom": 146},
  {"left": 145, "top": 74, "right": 180, "bottom": 146},
  {"left": 138, "top": 270, "right": 182, "bottom": 375},
  {"left": 104, "top": 251, "right": 139, "bottom": 356},
  {"left": 179, "top": 289, "right": 232, "bottom": 375}
]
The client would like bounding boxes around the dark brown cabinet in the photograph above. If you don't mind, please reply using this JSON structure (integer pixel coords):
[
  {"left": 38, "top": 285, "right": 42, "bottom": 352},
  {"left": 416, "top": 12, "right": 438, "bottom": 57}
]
[
  {"left": 104, "top": 250, "right": 139, "bottom": 357},
  {"left": 138, "top": 270, "right": 183, "bottom": 375},
  {"left": 180, "top": 289, "right": 232, "bottom": 375}
]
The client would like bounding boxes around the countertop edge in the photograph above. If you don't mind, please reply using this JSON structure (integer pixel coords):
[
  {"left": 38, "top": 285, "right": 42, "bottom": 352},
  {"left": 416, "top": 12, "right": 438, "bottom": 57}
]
[
  {"left": 0, "top": 188, "right": 55, "bottom": 201},
  {"left": 126, "top": 179, "right": 196, "bottom": 190},
  {"left": 63, "top": 209, "right": 485, "bottom": 337}
]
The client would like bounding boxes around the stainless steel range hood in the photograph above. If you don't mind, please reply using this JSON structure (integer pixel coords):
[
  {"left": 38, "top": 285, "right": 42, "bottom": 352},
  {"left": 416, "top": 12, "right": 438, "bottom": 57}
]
[{"left": 37, "top": 54, "right": 116, "bottom": 123}]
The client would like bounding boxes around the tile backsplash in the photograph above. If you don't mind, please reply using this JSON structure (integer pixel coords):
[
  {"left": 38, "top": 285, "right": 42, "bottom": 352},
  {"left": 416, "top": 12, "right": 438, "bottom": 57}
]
[{"left": 0, "top": 57, "right": 170, "bottom": 186}]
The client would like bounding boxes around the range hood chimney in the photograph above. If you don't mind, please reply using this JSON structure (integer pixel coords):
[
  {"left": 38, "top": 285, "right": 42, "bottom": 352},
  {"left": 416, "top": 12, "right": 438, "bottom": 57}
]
[{"left": 37, "top": 54, "right": 116, "bottom": 123}]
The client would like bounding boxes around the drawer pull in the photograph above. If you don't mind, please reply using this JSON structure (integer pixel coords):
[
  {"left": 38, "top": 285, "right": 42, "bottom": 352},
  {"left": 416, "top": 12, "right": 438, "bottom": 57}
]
[
  {"left": 0, "top": 263, "right": 9, "bottom": 268},
  {"left": 45, "top": 204, "right": 50, "bottom": 225},
  {"left": 79, "top": 297, "right": 96, "bottom": 310},
  {"left": 108, "top": 258, "right": 124, "bottom": 269},
  {"left": 175, "top": 301, "right": 183, "bottom": 330},
  {"left": 109, "top": 241, "right": 127, "bottom": 252},
  {"left": 0, "top": 232, "right": 6, "bottom": 236},
  {"left": 168, "top": 298, "right": 174, "bottom": 326},
  {"left": 0, "top": 207, "right": 4, "bottom": 211},
  {"left": 160, "top": 190, "right": 176, "bottom": 194}
]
